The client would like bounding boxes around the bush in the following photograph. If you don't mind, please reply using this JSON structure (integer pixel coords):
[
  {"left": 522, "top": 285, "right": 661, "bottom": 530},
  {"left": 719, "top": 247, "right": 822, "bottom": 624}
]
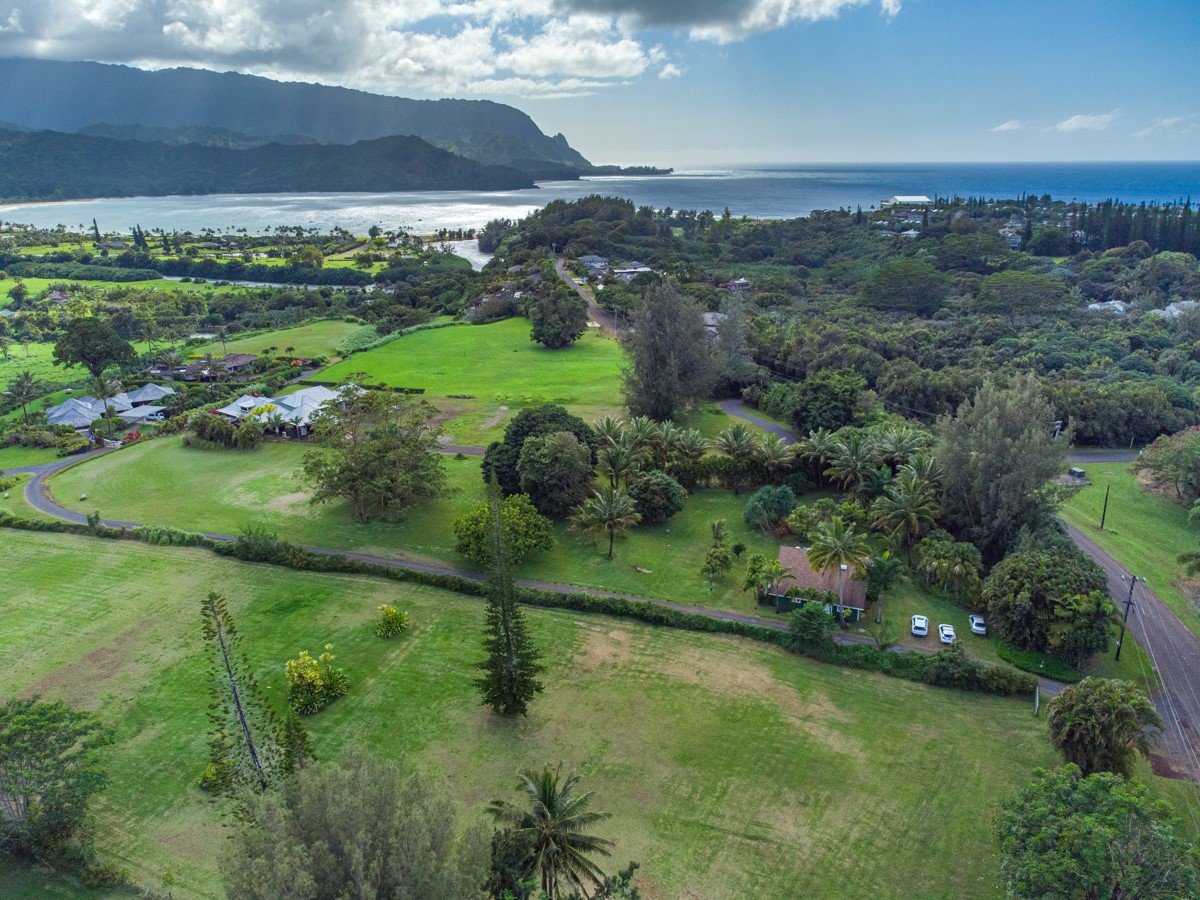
[
  {"left": 232, "top": 417, "right": 264, "bottom": 450},
  {"left": 285, "top": 645, "right": 350, "bottom": 715},
  {"left": 375, "top": 605, "right": 410, "bottom": 638},
  {"left": 186, "top": 410, "right": 238, "bottom": 448},
  {"left": 743, "top": 484, "right": 796, "bottom": 533},
  {"left": 133, "top": 525, "right": 210, "bottom": 547},
  {"left": 452, "top": 493, "right": 553, "bottom": 565},
  {"left": 996, "top": 641, "right": 1083, "bottom": 682},
  {"left": 628, "top": 470, "right": 686, "bottom": 524},
  {"left": 56, "top": 435, "right": 91, "bottom": 457},
  {"left": 785, "top": 604, "right": 836, "bottom": 654}
]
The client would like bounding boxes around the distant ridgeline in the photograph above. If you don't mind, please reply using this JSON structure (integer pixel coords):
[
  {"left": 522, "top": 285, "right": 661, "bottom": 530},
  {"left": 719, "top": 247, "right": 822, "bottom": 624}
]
[
  {"left": 0, "top": 128, "right": 534, "bottom": 200},
  {"left": 0, "top": 58, "right": 668, "bottom": 180}
]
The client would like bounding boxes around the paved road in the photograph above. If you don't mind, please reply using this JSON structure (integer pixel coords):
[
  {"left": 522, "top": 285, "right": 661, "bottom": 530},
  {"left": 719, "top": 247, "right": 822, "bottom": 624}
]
[
  {"left": 1065, "top": 522, "right": 1200, "bottom": 780},
  {"left": 717, "top": 399, "right": 799, "bottom": 443},
  {"left": 553, "top": 256, "right": 630, "bottom": 339},
  {"left": 1068, "top": 449, "right": 1140, "bottom": 463}
]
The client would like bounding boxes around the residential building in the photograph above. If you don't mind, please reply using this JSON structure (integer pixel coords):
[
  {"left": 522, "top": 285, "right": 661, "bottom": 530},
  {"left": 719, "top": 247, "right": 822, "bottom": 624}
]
[
  {"left": 44, "top": 383, "right": 176, "bottom": 431},
  {"left": 764, "top": 545, "right": 867, "bottom": 623},
  {"left": 217, "top": 384, "right": 341, "bottom": 437}
]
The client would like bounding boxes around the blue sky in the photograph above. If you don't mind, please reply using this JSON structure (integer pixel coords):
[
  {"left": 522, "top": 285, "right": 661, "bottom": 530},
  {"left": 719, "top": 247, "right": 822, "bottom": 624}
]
[{"left": 1, "top": 0, "right": 1196, "bottom": 165}]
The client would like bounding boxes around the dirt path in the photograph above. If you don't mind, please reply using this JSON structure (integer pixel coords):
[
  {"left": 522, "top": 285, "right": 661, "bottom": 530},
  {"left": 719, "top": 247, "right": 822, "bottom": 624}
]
[{"left": 553, "top": 256, "right": 629, "bottom": 339}]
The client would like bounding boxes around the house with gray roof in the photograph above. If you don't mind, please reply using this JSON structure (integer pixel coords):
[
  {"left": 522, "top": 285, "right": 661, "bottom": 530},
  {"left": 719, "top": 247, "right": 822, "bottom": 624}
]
[
  {"left": 44, "top": 383, "right": 175, "bottom": 432},
  {"left": 217, "top": 384, "right": 341, "bottom": 436}
]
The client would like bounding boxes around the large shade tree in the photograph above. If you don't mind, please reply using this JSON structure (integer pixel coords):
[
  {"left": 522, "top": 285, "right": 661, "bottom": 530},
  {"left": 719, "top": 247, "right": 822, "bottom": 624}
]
[
  {"left": 52, "top": 317, "right": 136, "bottom": 377},
  {"left": 622, "top": 280, "right": 715, "bottom": 421}
]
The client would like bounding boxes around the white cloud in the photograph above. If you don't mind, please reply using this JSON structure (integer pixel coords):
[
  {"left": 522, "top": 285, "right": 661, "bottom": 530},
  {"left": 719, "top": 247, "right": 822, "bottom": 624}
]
[
  {"left": 1054, "top": 109, "right": 1121, "bottom": 133},
  {"left": 990, "top": 119, "right": 1021, "bottom": 132},
  {"left": 0, "top": 0, "right": 898, "bottom": 97},
  {"left": 1135, "top": 115, "right": 1197, "bottom": 138}
]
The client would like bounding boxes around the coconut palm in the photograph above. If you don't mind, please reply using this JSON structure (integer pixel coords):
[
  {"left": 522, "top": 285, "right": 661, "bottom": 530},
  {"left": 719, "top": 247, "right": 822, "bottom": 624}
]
[
  {"left": 596, "top": 442, "right": 641, "bottom": 489},
  {"left": 156, "top": 347, "right": 184, "bottom": 378},
  {"left": 570, "top": 486, "right": 641, "bottom": 558},
  {"left": 871, "top": 472, "right": 941, "bottom": 554},
  {"left": 919, "top": 537, "right": 982, "bottom": 602},
  {"left": 488, "top": 763, "right": 614, "bottom": 899},
  {"left": 799, "top": 427, "right": 837, "bottom": 470},
  {"left": 807, "top": 516, "right": 872, "bottom": 619},
  {"left": 873, "top": 427, "right": 930, "bottom": 468},
  {"left": 5, "top": 370, "right": 38, "bottom": 423},
  {"left": 756, "top": 433, "right": 794, "bottom": 483},
  {"left": 855, "top": 465, "right": 894, "bottom": 503},
  {"left": 624, "top": 416, "right": 659, "bottom": 457},
  {"left": 898, "top": 454, "right": 942, "bottom": 486},
  {"left": 824, "top": 435, "right": 875, "bottom": 491},
  {"left": 667, "top": 427, "right": 709, "bottom": 489},
  {"left": 709, "top": 518, "right": 729, "bottom": 548},
  {"left": 591, "top": 415, "right": 625, "bottom": 448},
  {"left": 87, "top": 373, "right": 123, "bottom": 435},
  {"left": 713, "top": 421, "right": 760, "bottom": 494}
]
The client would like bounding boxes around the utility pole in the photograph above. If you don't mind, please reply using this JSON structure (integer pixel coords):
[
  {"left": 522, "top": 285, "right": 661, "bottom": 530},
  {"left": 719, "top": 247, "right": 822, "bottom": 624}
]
[
  {"left": 1099, "top": 485, "right": 1110, "bottom": 530},
  {"left": 1115, "top": 573, "right": 1144, "bottom": 661}
]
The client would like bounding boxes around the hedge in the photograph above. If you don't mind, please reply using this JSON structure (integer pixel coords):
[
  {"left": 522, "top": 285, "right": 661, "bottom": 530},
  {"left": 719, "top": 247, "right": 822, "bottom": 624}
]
[
  {"left": 339, "top": 319, "right": 462, "bottom": 356},
  {"left": 0, "top": 511, "right": 1038, "bottom": 697},
  {"left": 997, "top": 641, "right": 1083, "bottom": 683}
]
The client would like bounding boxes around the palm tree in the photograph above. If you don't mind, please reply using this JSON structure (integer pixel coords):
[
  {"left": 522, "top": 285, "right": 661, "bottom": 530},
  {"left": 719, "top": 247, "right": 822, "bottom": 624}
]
[
  {"left": 898, "top": 454, "right": 942, "bottom": 486},
  {"left": 488, "top": 763, "right": 614, "bottom": 899},
  {"left": 596, "top": 442, "right": 640, "bottom": 488},
  {"left": 570, "top": 486, "right": 641, "bottom": 558},
  {"left": 591, "top": 415, "right": 625, "bottom": 448},
  {"left": 87, "top": 373, "right": 123, "bottom": 435},
  {"left": 756, "top": 433, "right": 794, "bottom": 483},
  {"left": 824, "top": 435, "right": 874, "bottom": 491},
  {"left": 799, "top": 427, "right": 837, "bottom": 471},
  {"left": 6, "top": 370, "right": 38, "bottom": 423},
  {"left": 709, "top": 518, "right": 729, "bottom": 548},
  {"left": 870, "top": 472, "right": 940, "bottom": 556},
  {"left": 874, "top": 427, "right": 930, "bottom": 468},
  {"left": 625, "top": 415, "right": 659, "bottom": 457},
  {"left": 668, "top": 427, "right": 709, "bottom": 489},
  {"left": 919, "top": 538, "right": 982, "bottom": 603},
  {"left": 714, "top": 421, "right": 760, "bottom": 494},
  {"left": 157, "top": 347, "right": 184, "bottom": 375},
  {"left": 1047, "top": 678, "right": 1162, "bottom": 777},
  {"left": 807, "top": 516, "right": 871, "bottom": 621}
]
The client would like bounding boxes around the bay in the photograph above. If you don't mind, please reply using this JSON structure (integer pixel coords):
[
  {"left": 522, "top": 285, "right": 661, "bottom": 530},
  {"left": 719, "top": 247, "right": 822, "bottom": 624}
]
[{"left": 1, "top": 162, "right": 1196, "bottom": 234}]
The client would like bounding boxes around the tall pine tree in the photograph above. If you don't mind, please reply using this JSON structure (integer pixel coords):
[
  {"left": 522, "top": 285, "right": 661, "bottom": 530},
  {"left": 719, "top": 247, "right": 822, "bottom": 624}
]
[
  {"left": 201, "top": 592, "right": 282, "bottom": 795},
  {"left": 476, "top": 481, "right": 544, "bottom": 717}
]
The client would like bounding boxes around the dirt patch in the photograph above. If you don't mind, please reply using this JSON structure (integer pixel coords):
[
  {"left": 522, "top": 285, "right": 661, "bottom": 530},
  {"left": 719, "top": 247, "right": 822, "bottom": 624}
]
[
  {"left": 575, "top": 628, "right": 634, "bottom": 672},
  {"left": 265, "top": 490, "right": 311, "bottom": 514},
  {"left": 26, "top": 619, "right": 155, "bottom": 707},
  {"left": 480, "top": 405, "right": 510, "bottom": 430}
]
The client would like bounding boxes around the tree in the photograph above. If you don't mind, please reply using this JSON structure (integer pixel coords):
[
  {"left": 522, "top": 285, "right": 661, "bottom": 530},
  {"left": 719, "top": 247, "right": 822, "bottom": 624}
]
[
  {"left": 483, "top": 404, "right": 594, "bottom": 496},
  {"left": 982, "top": 546, "right": 1111, "bottom": 661},
  {"left": 477, "top": 482, "right": 544, "bottom": 717},
  {"left": 713, "top": 421, "right": 761, "bottom": 494},
  {"left": 916, "top": 532, "right": 983, "bottom": 605},
  {"left": 278, "top": 709, "right": 316, "bottom": 776},
  {"left": 627, "top": 470, "right": 686, "bottom": 524},
  {"left": 997, "top": 766, "right": 1199, "bottom": 899},
  {"left": 294, "top": 245, "right": 324, "bottom": 268},
  {"left": 9, "top": 279, "right": 27, "bottom": 304},
  {"left": 742, "top": 484, "right": 797, "bottom": 533},
  {"left": 0, "top": 698, "right": 108, "bottom": 857},
  {"left": 1134, "top": 427, "right": 1200, "bottom": 502},
  {"left": 789, "top": 370, "right": 867, "bottom": 433},
  {"left": 622, "top": 281, "right": 715, "bottom": 420},
  {"left": 200, "top": 592, "right": 282, "bottom": 795},
  {"left": 517, "top": 430, "right": 594, "bottom": 518},
  {"left": 300, "top": 385, "right": 446, "bottom": 523},
  {"left": 6, "top": 370, "right": 38, "bottom": 423},
  {"left": 53, "top": 317, "right": 136, "bottom": 377},
  {"left": 807, "top": 516, "right": 871, "bottom": 617},
  {"left": 861, "top": 258, "right": 950, "bottom": 315},
  {"left": 712, "top": 294, "right": 758, "bottom": 394},
  {"left": 454, "top": 493, "right": 554, "bottom": 566},
  {"left": 975, "top": 270, "right": 1072, "bottom": 318},
  {"left": 571, "top": 485, "right": 641, "bottom": 558},
  {"left": 1048, "top": 678, "right": 1163, "bottom": 777},
  {"left": 220, "top": 754, "right": 488, "bottom": 899},
  {"left": 935, "top": 375, "right": 1069, "bottom": 562},
  {"left": 785, "top": 604, "right": 836, "bottom": 654},
  {"left": 530, "top": 285, "right": 588, "bottom": 349},
  {"left": 870, "top": 471, "right": 940, "bottom": 556},
  {"left": 488, "top": 763, "right": 614, "bottom": 900}
]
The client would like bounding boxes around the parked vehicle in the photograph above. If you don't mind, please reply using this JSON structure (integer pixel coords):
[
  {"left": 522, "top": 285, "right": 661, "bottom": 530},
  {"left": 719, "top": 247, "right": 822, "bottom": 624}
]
[
  {"left": 911, "top": 614, "right": 929, "bottom": 637},
  {"left": 968, "top": 614, "right": 987, "bottom": 636},
  {"left": 938, "top": 623, "right": 957, "bottom": 644}
]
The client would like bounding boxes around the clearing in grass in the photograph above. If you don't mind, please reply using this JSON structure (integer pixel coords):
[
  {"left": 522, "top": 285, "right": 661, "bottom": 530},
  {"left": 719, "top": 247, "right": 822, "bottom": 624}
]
[{"left": 0, "top": 528, "right": 1084, "bottom": 899}]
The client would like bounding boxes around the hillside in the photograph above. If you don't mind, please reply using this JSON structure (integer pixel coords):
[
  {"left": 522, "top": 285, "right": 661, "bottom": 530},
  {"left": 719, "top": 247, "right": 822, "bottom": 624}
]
[
  {"left": 79, "top": 122, "right": 321, "bottom": 149},
  {"left": 0, "top": 128, "right": 534, "bottom": 200},
  {"left": 0, "top": 58, "right": 592, "bottom": 177}
]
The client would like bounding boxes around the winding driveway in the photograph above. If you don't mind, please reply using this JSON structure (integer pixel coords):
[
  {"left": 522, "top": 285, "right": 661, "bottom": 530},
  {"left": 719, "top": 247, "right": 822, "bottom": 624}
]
[{"left": 553, "top": 256, "right": 630, "bottom": 339}]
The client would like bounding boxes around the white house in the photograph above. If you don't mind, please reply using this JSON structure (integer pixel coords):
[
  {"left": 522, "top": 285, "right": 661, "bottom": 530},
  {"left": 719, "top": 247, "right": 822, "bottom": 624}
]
[
  {"left": 1148, "top": 300, "right": 1199, "bottom": 320},
  {"left": 217, "top": 384, "right": 341, "bottom": 436},
  {"left": 614, "top": 261, "right": 653, "bottom": 283},
  {"left": 881, "top": 195, "right": 933, "bottom": 208},
  {"left": 1086, "top": 300, "right": 1129, "bottom": 316}
]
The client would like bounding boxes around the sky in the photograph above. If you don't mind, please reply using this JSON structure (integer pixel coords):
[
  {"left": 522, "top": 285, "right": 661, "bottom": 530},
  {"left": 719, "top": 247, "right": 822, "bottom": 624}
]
[{"left": 0, "top": 0, "right": 1196, "bottom": 166}]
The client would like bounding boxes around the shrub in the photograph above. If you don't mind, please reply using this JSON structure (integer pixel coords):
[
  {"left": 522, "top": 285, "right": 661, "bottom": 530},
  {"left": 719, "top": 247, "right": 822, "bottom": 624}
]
[
  {"left": 232, "top": 417, "right": 264, "bottom": 450},
  {"left": 186, "top": 410, "right": 238, "bottom": 448},
  {"left": 285, "top": 644, "right": 349, "bottom": 715},
  {"left": 375, "top": 605, "right": 410, "bottom": 638},
  {"left": 56, "top": 435, "right": 91, "bottom": 456},
  {"left": 452, "top": 493, "right": 553, "bottom": 565},
  {"left": 997, "top": 641, "right": 1082, "bottom": 682},
  {"left": 628, "top": 470, "right": 686, "bottom": 524},
  {"left": 743, "top": 484, "right": 796, "bottom": 533},
  {"left": 785, "top": 604, "right": 836, "bottom": 654},
  {"left": 133, "top": 525, "right": 209, "bottom": 547}
]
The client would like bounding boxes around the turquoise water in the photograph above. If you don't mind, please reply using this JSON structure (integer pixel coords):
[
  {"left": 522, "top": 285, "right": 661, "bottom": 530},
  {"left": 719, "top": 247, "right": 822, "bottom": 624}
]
[{"left": 2, "top": 162, "right": 1196, "bottom": 233}]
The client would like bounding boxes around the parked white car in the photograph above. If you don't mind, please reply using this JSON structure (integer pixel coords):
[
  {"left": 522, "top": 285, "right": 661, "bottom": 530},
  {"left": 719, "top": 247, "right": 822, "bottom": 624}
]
[
  {"left": 968, "top": 614, "right": 987, "bottom": 636},
  {"left": 911, "top": 615, "right": 929, "bottom": 637},
  {"left": 938, "top": 623, "right": 957, "bottom": 644}
]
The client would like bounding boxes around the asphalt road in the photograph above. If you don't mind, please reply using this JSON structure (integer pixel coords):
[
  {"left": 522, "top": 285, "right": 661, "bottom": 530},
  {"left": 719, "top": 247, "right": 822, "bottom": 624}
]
[{"left": 553, "top": 256, "right": 630, "bottom": 339}]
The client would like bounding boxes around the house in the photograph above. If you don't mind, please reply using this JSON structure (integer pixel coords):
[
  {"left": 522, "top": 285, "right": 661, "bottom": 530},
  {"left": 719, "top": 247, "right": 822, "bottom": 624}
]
[
  {"left": 1149, "top": 300, "right": 1199, "bottom": 319},
  {"left": 217, "top": 384, "right": 341, "bottom": 437},
  {"left": 900, "top": 229, "right": 921, "bottom": 240},
  {"left": 722, "top": 277, "right": 753, "bottom": 293},
  {"left": 764, "top": 545, "right": 867, "bottom": 623},
  {"left": 881, "top": 195, "right": 933, "bottom": 208},
  {"left": 1086, "top": 300, "right": 1129, "bottom": 316},
  {"left": 614, "top": 261, "right": 653, "bottom": 283},
  {"left": 44, "top": 383, "right": 176, "bottom": 431},
  {"left": 1002, "top": 232, "right": 1022, "bottom": 250},
  {"left": 181, "top": 352, "right": 260, "bottom": 382},
  {"left": 46, "top": 290, "right": 70, "bottom": 304},
  {"left": 578, "top": 255, "right": 609, "bottom": 276}
]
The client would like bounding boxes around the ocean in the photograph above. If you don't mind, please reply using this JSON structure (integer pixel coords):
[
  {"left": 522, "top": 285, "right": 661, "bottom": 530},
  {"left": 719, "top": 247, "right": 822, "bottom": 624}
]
[{"left": 1, "top": 162, "right": 1196, "bottom": 234}]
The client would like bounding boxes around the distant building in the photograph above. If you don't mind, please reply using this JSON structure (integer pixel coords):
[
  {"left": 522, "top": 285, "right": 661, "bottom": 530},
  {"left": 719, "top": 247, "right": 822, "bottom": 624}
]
[
  {"left": 900, "top": 229, "right": 921, "bottom": 240},
  {"left": 702, "top": 311, "right": 728, "bottom": 336},
  {"left": 614, "top": 262, "right": 653, "bottom": 283},
  {"left": 1149, "top": 300, "right": 1198, "bottom": 320},
  {"left": 881, "top": 195, "right": 933, "bottom": 208},
  {"left": 1087, "top": 300, "right": 1129, "bottom": 316},
  {"left": 217, "top": 384, "right": 341, "bottom": 437},
  {"left": 722, "top": 277, "right": 753, "bottom": 293},
  {"left": 1002, "top": 232, "right": 1022, "bottom": 250},
  {"left": 578, "top": 255, "right": 609, "bottom": 276}
]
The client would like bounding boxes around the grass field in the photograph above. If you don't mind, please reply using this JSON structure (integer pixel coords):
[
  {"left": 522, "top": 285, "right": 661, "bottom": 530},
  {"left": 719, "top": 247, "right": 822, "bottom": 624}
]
[
  {"left": 0, "top": 528, "right": 1078, "bottom": 899},
  {"left": 51, "top": 437, "right": 785, "bottom": 616},
  {"left": 1061, "top": 462, "right": 1200, "bottom": 638},
  {"left": 192, "top": 319, "right": 367, "bottom": 361},
  {"left": 0, "top": 444, "right": 57, "bottom": 469},
  {"left": 316, "top": 318, "right": 626, "bottom": 445},
  {"left": 0, "top": 341, "right": 155, "bottom": 386},
  {"left": 1, "top": 276, "right": 239, "bottom": 305}
]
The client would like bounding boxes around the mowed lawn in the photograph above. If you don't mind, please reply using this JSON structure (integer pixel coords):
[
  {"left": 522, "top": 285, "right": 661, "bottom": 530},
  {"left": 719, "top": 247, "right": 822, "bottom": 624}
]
[
  {"left": 315, "top": 318, "right": 626, "bottom": 445},
  {"left": 193, "top": 319, "right": 367, "bottom": 361},
  {"left": 1061, "top": 462, "right": 1200, "bottom": 637},
  {"left": 1, "top": 529, "right": 1067, "bottom": 899},
  {"left": 55, "top": 437, "right": 784, "bottom": 615},
  {"left": 0, "top": 340, "right": 156, "bottom": 386}
]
